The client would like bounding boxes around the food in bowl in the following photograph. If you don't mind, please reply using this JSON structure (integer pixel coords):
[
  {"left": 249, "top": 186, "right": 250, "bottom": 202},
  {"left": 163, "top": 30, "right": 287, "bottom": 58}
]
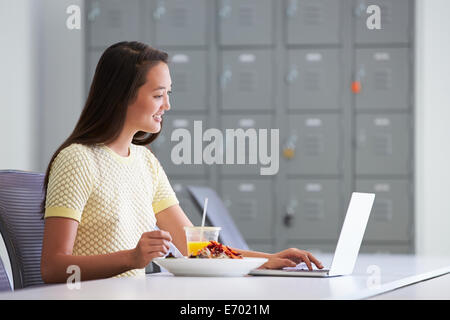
[{"left": 188, "top": 241, "right": 243, "bottom": 259}]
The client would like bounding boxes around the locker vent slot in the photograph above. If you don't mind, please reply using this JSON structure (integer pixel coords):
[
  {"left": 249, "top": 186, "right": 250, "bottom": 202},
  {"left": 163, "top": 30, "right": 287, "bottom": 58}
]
[
  {"left": 373, "top": 133, "right": 393, "bottom": 156},
  {"left": 305, "top": 70, "right": 321, "bottom": 91},
  {"left": 107, "top": 10, "right": 122, "bottom": 28},
  {"left": 374, "top": 69, "right": 392, "bottom": 91},
  {"left": 303, "top": 199, "right": 324, "bottom": 220},
  {"left": 238, "top": 6, "right": 254, "bottom": 27},
  {"left": 304, "top": 4, "right": 323, "bottom": 26},
  {"left": 237, "top": 199, "right": 257, "bottom": 220},
  {"left": 239, "top": 71, "right": 256, "bottom": 92},
  {"left": 373, "top": 199, "right": 393, "bottom": 221},
  {"left": 171, "top": 7, "right": 188, "bottom": 28},
  {"left": 380, "top": 4, "right": 393, "bottom": 25},
  {"left": 173, "top": 72, "right": 187, "bottom": 92},
  {"left": 304, "top": 134, "right": 324, "bottom": 156}
]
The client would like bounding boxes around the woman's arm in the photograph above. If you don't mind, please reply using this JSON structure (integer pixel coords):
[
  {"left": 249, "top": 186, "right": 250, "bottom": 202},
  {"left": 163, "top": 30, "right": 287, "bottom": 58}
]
[
  {"left": 40, "top": 217, "right": 171, "bottom": 283},
  {"left": 155, "top": 204, "right": 323, "bottom": 270},
  {"left": 155, "top": 204, "right": 194, "bottom": 256}
]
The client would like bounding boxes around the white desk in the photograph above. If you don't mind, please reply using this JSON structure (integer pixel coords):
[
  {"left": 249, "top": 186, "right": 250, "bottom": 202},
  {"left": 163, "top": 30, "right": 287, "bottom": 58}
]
[{"left": 0, "top": 254, "right": 449, "bottom": 300}]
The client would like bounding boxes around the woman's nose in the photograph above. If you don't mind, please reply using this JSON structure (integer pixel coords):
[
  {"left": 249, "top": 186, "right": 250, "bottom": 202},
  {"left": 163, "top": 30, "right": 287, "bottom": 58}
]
[{"left": 163, "top": 94, "right": 171, "bottom": 111}]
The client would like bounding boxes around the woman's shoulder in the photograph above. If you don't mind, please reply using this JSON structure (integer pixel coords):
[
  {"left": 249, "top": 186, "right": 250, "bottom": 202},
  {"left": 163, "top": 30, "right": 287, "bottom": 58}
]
[{"left": 54, "top": 143, "right": 96, "bottom": 167}]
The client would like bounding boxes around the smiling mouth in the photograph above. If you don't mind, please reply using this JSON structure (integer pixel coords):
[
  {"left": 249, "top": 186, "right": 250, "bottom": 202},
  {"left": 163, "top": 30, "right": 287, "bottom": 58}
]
[{"left": 153, "top": 113, "right": 163, "bottom": 122}]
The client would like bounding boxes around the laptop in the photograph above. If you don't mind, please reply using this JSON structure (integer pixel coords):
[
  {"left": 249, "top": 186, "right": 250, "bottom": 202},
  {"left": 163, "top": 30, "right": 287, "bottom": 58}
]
[{"left": 249, "top": 192, "right": 375, "bottom": 277}]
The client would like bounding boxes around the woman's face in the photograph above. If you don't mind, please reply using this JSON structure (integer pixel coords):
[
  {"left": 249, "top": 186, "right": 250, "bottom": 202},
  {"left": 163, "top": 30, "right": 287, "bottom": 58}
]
[{"left": 126, "top": 61, "right": 172, "bottom": 134}]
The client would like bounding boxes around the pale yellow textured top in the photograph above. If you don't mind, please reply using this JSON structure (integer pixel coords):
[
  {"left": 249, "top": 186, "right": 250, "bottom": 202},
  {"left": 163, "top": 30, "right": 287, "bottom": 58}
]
[{"left": 44, "top": 143, "right": 179, "bottom": 277}]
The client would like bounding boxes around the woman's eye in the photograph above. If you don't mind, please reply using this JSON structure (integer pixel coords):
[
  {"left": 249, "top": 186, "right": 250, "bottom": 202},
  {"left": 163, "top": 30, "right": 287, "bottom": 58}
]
[{"left": 154, "top": 95, "right": 163, "bottom": 99}]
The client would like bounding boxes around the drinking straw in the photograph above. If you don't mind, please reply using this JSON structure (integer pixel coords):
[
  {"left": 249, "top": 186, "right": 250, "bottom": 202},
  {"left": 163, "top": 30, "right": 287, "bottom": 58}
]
[{"left": 200, "top": 197, "right": 208, "bottom": 241}]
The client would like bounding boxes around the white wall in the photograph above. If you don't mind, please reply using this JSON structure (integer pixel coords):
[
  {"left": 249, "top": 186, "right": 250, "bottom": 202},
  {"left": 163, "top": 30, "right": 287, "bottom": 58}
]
[
  {"left": 0, "top": 0, "right": 39, "bottom": 171},
  {"left": 0, "top": 0, "right": 84, "bottom": 172},
  {"left": 0, "top": 0, "right": 84, "bottom": 289},
  {"left": 415, "top": 0, "right": 450, "bottom": 256}
]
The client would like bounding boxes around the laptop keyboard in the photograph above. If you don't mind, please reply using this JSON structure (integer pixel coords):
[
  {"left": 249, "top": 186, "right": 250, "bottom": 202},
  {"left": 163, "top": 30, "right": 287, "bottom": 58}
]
[{"left": 283, "top": 262, "right": 329, "bottom": 272}]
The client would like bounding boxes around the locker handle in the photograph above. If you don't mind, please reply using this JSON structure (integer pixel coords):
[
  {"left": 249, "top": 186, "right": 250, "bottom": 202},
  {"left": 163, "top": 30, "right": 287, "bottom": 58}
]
[
  {"left": 88, "top": 6, "right": 101, "bottom": 22},
  {"left": 284, "top": 200, "right": 297, "bottom": 228},
  {"left": 286, "top": 0, "right": 298, "bottom": 18},
  {"left": 153, "top": 5, "right": 166, "bottom": 20},
  {"left": 219, "top": 4, "right": 232, "bottom": 19},
  {"left": 220, "top": 70, "right": 233, "bottom": 91},
  {"left": 285, "top": 67, "right": 298, "bottom": 84}
]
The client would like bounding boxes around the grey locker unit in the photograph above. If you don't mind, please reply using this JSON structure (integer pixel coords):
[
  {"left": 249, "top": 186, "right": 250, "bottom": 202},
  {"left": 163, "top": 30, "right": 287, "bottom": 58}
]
[
  {"left": 218, "top": 0, "right": 274, "bottom": 46},
  {"left": 284, "top": 179, "right": 341, "bottom": 241},
  {"left": 171, "top": 179, "right": 208, "bottom": 227},
  {"left": 286, "top": 49, "right": 341, "bottom": 110},
  {"left": 86, "top": 50, "right": 103, "bottom": 92},
  {"left": 360, "top": 244, "right": 413, "bottom": 254},
  {"left": 84, "top": 0, "right": 415, "bottom": 255},
  {"left": 285, "top": 0, "right": 341, "bottom": 45},
  {"left": 247, "top": 243, "right": 274, "bottom": 254},
  {"left": 286, "top": 242, "right": 336, "bottom": 254},
  {"left": 220, "top": 49, "right": 273, "bottom": 110},
  {"left": 355, "top": 48, "right": 410, "bottom": 110},
  {"left": 220, "top": 179, "right": 273, "bottom": 241},
  {"left": 150, "top": 114, "right": 208, "bottom": 176},
  {"left": 87, "top": 0, "right": 142, "bottom": 48},
  {"left": 356, "top": 179, "right": 412, "bottom": 242},
  {"left": 166, "top": 50, "right": 208, "bottom": 111},
  {"left": 356, "top": 114, "right": 411, "bottom": 176},
  {"left": 355, "top": 0, "right": 411, "bottom": 44},
  {"left": 152, "top": 0, "right": 207, "bottom": 47},
  {"left": 286, "top": 115, "right": 341, "bottom": 175},
  {"left": 220, "top": 114, "right": 273, "bottom": 175}
]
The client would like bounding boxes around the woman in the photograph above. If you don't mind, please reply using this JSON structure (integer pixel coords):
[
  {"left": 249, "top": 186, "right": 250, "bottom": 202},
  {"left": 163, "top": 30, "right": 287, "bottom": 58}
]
[{"left": 40, "top": 41, "right": 323, "bottom": 283}]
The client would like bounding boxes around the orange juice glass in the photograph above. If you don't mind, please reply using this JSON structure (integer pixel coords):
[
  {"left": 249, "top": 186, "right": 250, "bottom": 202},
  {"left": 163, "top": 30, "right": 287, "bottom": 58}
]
[{"left": 184, "top": 226, "right": 221, "bottom": 256}]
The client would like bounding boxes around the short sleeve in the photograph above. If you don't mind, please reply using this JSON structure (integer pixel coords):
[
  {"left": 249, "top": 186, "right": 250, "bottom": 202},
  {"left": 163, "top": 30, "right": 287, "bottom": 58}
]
[
  {"left": 44, "top": 145, "right": 94, "bottom": 223},
  {"left": 151, "top": 155, "right": 179, "bottom": 215}
]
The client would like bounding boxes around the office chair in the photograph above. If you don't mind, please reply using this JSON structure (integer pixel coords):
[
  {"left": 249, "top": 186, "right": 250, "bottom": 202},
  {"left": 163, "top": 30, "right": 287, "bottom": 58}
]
[
  {"left": 186, "top": 185, "right": 249, "bottom": 250},
  {"left": 0, "top": 170, "right": 45, "bottom": 289},
  {"left": 0, "top": 255, "right": 11, "bottom": 292}
]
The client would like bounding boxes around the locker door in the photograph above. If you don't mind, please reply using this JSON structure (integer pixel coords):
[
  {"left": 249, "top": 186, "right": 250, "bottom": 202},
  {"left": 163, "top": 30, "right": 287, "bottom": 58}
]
[
  {"left": 220, "top": 115, "right": 273, "bottom": 175},
  {"left": 87, "top": 0, "right": 141, "bottom": 48},
  {"left": 356, "top": 114, "right": 411, "bottom": 175},
  {"left": 285, "top": 179, "right": 341, "bottom": 241},
  {"left": 287, "top": 49, "right": 341, "bottom": 110},
  {"left": 220, "top": 50, "right": 273, "bottom": 110},
  {"left": 150, "top": 114, "right": 208, "bottom": 176},
  {"left": 153, "top": 0, "right": 207, "bottom": 47},
  {"left": 218, "top": 0, "right": 273, "bottom": 46},
  {"left": 355, "top": 0, "right": 410, "bottom": 44},
  {"left": 355, "top": 48, "right": 410, "bottom": 110},
  {"left": 356, "top": 179, "right": 411, "bottom": 241},
  {"left": 167, "top": 50, "right": 208, "bottom": 111},
  {"left": 220, "top": 179, "right": 273, "bottom": 241},
  {"left": 171, "top": 179, "right": 209, "bottom": 227},
  {"left": 286, "top": 115, "right": 341, "bottom": 175},
  {"left": 285, "top": 0, "right": 341, "bottom": 45}
]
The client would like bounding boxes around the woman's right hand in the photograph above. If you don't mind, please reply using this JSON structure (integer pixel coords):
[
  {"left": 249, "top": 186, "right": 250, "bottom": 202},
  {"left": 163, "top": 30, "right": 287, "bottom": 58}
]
[{"left": 131, "top": 230, "right": 172, "bottom": 269}]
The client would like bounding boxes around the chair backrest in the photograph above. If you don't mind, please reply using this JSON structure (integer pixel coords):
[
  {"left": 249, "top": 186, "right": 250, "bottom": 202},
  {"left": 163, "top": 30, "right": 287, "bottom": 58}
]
[
  {"left": 0, "top": 170, "right": 45, "bottom": 289},
  {"left": 0, "top": 255, "right": 11, "bottom": 292},
  {"left": 186, "top": 185, "right": 249, "bottom": 250}
]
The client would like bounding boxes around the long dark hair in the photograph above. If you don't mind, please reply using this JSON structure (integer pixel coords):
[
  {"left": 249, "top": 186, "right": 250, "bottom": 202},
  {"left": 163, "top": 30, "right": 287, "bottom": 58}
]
[{"left": 41, "top": 41, "right": 169, "bottom": 213}]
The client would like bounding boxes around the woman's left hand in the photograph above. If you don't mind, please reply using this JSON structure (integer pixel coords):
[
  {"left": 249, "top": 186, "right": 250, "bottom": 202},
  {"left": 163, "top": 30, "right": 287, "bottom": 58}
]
[{"left": 259, "top": 248, "right": 324, "bottom": 270}]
